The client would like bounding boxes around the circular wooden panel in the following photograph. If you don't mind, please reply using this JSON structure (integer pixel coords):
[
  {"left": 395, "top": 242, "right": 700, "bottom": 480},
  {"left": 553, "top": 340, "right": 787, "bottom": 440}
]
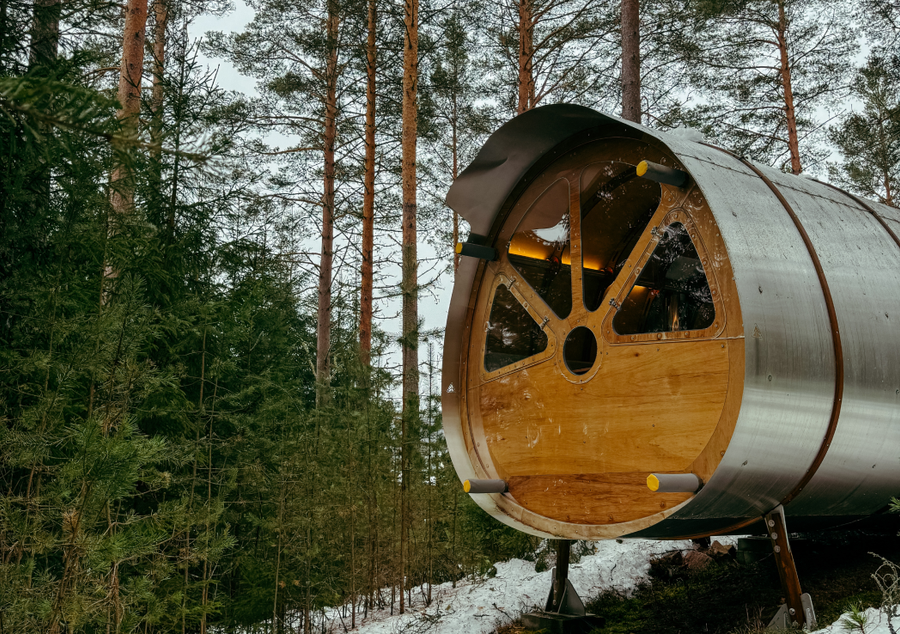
[{"left": 456, "top": 136, "right": 745, "bottom": 539}]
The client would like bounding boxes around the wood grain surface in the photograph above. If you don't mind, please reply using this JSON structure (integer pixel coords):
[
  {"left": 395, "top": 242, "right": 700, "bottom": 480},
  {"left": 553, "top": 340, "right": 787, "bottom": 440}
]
[{"left": 456, "top": 134, "right": 745, "bottom": 534}]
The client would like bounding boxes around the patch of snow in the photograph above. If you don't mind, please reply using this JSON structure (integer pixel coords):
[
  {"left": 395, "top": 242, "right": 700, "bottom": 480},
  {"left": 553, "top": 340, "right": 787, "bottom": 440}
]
[
  {"left": 668, "top": 127, "right": 707, "bottom": 143},
  {"left": 318, "top": 537, "right": 893, "bottom": 634},
  {"left": 810, "top": 606, "right": 897, "bottom": 634},
  {"left": 321, "top": 537, "right": 739, "bottom": 634}
]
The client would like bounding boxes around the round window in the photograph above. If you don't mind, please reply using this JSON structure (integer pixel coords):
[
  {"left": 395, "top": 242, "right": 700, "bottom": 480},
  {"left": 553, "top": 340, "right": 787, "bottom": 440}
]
[{"left": 563, "top": 326, "right": 597, "bottom": 375}]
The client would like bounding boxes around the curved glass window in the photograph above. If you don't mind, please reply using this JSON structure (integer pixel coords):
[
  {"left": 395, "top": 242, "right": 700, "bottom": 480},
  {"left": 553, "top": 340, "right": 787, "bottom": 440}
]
[
  {"left": 507, "top": 179, "right": 572, "bottom": 319},
  {"left": 613, "top": 223, "right": 714, "bottom": 335},
  {"left": 484, "top": 285, "right": 548, "bottom": 373},
  {"left": 580, "top": 161, "right": 661, "bottom": 312}
]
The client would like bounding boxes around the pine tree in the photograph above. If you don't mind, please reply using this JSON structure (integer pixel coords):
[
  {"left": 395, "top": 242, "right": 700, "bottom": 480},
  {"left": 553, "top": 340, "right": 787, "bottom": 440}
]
[
  {"left": 359, "top": 0, "right": 377, "bottom": 365},
  {"left": 829, "top": 54, "right": 900, "bottom": 206},
  {"left": 621, "top": 0, "right": 640, "bottom": 122},
  {"left": 419, "top": 5, "right": 492, "bottom": 271},
  {"left": 492, "top": 0, "right": 619, "bottom": 115},
  {"left": 399, "top": 0, "right": 419, "bottom": 614},
  {"left": 684, "top": 0, "right": 857, "bottom": 173}
]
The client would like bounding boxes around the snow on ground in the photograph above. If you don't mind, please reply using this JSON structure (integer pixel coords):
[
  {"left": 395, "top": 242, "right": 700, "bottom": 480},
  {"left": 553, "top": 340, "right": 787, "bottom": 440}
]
[
  {"left": 322, "top": 537, "right": 739, "bottom": 634},
  {"left": 318, "top": 536, "right": 894, "bottom": 634},
  {"left": 811, "top": 606, "right": 896, "bottom": 633}
]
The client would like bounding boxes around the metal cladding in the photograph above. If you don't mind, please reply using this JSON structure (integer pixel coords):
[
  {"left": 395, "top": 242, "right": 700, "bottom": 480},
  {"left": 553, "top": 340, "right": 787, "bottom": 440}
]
[{"left": 441, "top": 104, "right": 900, "bottom": 539}]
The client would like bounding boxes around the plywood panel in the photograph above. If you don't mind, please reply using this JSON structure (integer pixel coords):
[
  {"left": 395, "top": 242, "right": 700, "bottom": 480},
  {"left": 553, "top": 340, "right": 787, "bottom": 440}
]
[
  {"left": 479, "top": 340, "right": 730, "bottom": 477},
  {"left": 454, "top": 134, "right": 745, "bottom": 536},
  {"left": 507, "top": 473, "right": 693, "bottom": 524}
]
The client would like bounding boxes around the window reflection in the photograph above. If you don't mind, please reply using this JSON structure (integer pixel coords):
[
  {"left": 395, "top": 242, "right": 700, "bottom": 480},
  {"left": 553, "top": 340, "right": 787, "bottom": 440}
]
[
  {"left": 613, "top": 223, "right": 714, "bottom": 335},
  {"left": 484, "top": 285, "right": 549, "bottom": 373},
  {"left": 507, "top": 179, "right": 572, "bottom": 319},
  {"left": 580, "top": 161, "right": 661, "bottom": 312}
]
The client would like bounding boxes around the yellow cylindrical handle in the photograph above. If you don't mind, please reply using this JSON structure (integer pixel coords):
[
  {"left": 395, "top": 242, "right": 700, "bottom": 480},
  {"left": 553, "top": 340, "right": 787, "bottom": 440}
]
[
  {"left": 636, "top": 160, "right": 689, "bottom": 187},
  {"left": 463, "top": 479, "right": 507, "bottom": 494},
  {"left": 647, "top": 473, "right": 702, "bottom": 493}
]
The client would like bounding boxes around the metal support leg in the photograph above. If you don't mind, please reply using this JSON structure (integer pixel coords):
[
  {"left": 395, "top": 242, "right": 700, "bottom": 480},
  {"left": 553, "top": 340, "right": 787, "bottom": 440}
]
[
  {"left": 546, "top": 540, "right": 578, "bottom": 613},
  {"left": 765, "top": 506, "right": 816, "bottom": 631},
  {"left": 522, "top": 540, "right": 603, "bottom": 633}
]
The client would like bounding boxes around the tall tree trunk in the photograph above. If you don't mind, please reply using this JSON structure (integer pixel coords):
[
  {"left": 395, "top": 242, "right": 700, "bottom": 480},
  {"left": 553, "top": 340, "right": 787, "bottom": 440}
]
[
  {"left": 183, "top": 328, "right": 206, "bottom": 634},
  {"left": 166, "top": 23, "right": 187, "bottom": 247},
  {"left": 451, "top": 92, "right": 459, "bottom": 272},
  {"left": 200, "top": 378, "right": 217, "bottom": 634},
  {"left": 360, "top": 0, "right": 376, "bottom": 365},
  {"left": 776, "top": 0, "right": 801, "bottom": 174},
  {"left": 348, "top": 408, "right": 357, "bottom": 628},
  {"left": 110, "top": 0, "right": 149, "bottom": 216},
  {"left": 426, "top": 342, "right": 434, "bottom": 606},
  {"left": 400, "top": 0, "right": 419, "bottom": 616},
  {"left": 876, "top": 107, "right": 894, "bottom": 206},
  {"left": 149, "top": 0, "right": 167, "bottom": 245},
  {"left": 621, "top": 0, "right": 640, "bottom": 123},
  {"left": 317, "top": 0, "right": 340, "bottom": 401},
  {"left": 366, "top": 392, "right": 379, "bottom": 615},
  {"left": 151, "top": 0, "right": 167, "bottom": 137},
  {"left": 272, "top": 488, "right": 284, "bottom": 634},
  {"left": 150, "top": 0, "right": 167, "bottom": 155},
  {"left": 517, "top": 0, "right": 535, "bottom": 113},
  {"left": 0, "top": 0, "right": 10, "bottom": 73},
  {"left": 27, "top": 0, "right": 61, "bottom": 233},
  {"left": 48, "top": 507, "right": 82, "bottom": 634},
  {"left": 28, "top": 0, "right": 60, "bottom": 70}
]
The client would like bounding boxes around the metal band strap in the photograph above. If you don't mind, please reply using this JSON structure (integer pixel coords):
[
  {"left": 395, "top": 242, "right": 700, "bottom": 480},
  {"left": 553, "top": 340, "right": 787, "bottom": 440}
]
[
  {"left": 813, "top": 179, "right": 900, "bottom": 252},
  {"left": 701, "top": 144, "right": 845, "bottom": 508}
]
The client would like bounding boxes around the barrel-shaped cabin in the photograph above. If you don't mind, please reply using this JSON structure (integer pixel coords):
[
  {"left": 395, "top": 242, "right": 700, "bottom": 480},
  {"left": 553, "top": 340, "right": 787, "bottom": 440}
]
[{"left": 441, "top": 104, "right": 900, "bottom": 539}]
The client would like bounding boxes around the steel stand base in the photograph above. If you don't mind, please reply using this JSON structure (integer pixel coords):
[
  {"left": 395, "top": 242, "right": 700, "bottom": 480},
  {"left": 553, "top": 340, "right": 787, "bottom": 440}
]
[
  {"left": 520, "top": 611, "right": 605, "bottom": 634},
  {"left": 767, "top": 594, "right": 816, "bottom": 631},
  {"left": 522, "top": 540, "right": 605, "bottom": 633}
]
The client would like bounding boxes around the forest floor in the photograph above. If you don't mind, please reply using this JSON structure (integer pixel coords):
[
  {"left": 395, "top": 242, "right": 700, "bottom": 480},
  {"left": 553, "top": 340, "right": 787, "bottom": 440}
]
[
  {"left": 500, "top": 531, "right": 900, "bottom": 634},
  {"left": 329, "top": 530, "right": 900, "bottom": 634}
]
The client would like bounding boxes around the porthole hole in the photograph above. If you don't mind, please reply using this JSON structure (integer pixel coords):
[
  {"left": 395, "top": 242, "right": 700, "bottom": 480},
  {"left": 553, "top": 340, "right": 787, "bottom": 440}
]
[{"left": 563, "top": 326, "right": 597, "bottom": 375}]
